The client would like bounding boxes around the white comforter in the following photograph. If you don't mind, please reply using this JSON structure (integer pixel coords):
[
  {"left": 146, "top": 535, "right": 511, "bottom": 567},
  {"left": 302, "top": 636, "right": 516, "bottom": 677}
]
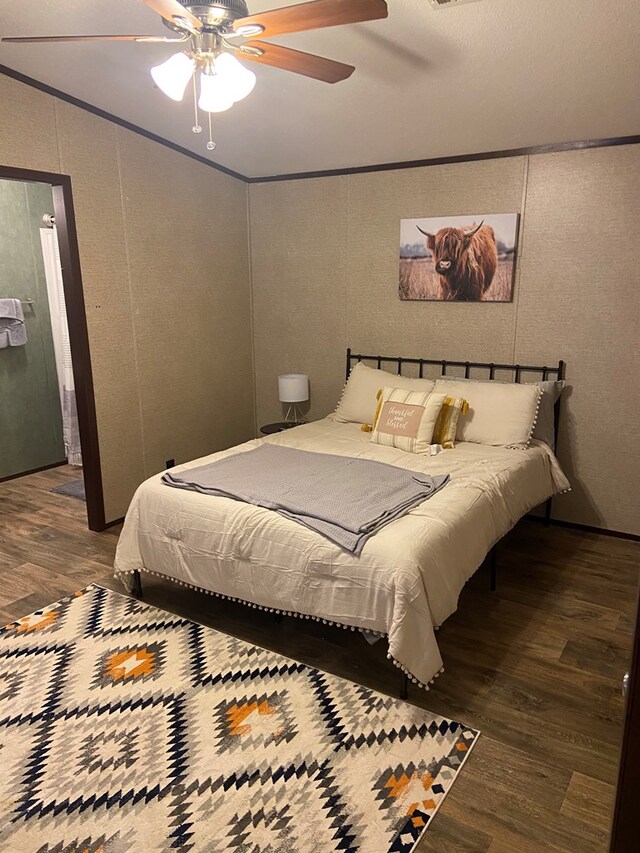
[{"left": 114, "top": 417, "right": 569, "bottom": 687}]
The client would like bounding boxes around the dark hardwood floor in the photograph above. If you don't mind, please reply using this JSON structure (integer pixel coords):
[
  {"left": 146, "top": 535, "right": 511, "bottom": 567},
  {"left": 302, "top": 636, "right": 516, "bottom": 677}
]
[{"left": 1, "top": 465, "right": 638, "bottom": 852}]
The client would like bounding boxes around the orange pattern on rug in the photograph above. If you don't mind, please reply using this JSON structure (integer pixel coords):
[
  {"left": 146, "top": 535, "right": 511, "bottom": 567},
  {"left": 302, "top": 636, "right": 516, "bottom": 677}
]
[{"left": 104, "top": 647, "right": 157, "bottom": 682}]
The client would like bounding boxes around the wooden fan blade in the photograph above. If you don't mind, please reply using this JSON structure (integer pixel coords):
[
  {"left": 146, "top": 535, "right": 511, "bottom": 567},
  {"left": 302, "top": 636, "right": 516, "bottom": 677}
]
[
  {"left": 238, "top": 41, "right": 354, "bottom": 83},
  {"left": 139, "top": 0, "right": 202, "bottom": 31},
  {"left": 233, "top": 0, "right": 387, "bottom": 39},
  {"left": 2, "top": 34, "right": 186, "bottom": 43}
]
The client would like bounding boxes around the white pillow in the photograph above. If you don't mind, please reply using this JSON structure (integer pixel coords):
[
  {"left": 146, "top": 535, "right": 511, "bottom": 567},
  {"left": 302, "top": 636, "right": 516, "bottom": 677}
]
[
  {"left": 532, "top": 380, "right": 565, "bottom": 447},
  {"left": 370, "top": 388, "right": 447, "bottom": 454},
  {"left": 440, "top": 376, "right": 565, "bottom": 447},
  {"left": 434, "top": 378, "right": 541, "bottom": 448},
  {"left": 334, "top": 362, "right": 435, "bottom": 425}
]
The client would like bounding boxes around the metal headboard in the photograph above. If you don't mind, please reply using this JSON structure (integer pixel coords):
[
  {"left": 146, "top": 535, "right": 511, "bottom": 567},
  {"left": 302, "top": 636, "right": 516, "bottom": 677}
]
[{"left": 346, "top": 348, "right": 566, "bottom": 453}]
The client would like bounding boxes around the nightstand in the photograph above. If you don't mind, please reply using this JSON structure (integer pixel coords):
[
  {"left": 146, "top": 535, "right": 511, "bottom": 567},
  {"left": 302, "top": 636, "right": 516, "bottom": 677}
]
[{"left": 260, "top": 422, "right": 304, "bottom": 435}]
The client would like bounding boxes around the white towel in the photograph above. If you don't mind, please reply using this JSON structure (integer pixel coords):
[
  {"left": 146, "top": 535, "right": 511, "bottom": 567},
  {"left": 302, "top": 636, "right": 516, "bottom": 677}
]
[{"left": 0, "top": 298, "right": 27, "bottom": 348}]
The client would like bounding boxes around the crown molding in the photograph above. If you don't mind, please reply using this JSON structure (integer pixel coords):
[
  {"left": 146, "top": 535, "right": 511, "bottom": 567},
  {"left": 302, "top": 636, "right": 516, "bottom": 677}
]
[
  {"left": 0, "top": 63, "right": 247, "bottom": 182},
  {"left": 2, "top": 63, "right": 639, "bottom": 184},
  {"left": 247, "top": 134, "right": 640, "bottom": 183}
]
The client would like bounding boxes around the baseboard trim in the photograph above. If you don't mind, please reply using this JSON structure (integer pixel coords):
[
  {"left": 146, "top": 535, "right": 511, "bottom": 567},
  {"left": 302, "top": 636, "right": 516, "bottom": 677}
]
[
  {"left": 103, "top": 516, "right": 125, "bottom": 531},
  {"left": 525, "top": 514, "right": 640, "bottom": 542},
  {"left": 0, "top": 459, "right": 67, "bottom": 484}
]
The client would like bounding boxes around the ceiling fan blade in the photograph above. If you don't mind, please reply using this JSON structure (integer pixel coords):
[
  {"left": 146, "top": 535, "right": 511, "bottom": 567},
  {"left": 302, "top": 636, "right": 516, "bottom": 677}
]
[
  {"left": 139, "top": 0, "right": 202, "bottom": 31},
  {"left": 1, "top": 34, "right": 187, "bottom": 43},
  {"left": 233, "top": 0, "right": 387, "bottom": 39},
  {"left": 237, "top": 41, "right": 354, "bottom": 83}
]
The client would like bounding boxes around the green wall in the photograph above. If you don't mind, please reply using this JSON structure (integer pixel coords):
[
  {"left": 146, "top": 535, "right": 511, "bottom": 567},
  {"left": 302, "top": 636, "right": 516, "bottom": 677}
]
[{"left": 0, "top": 179, "right": 65, "bottom": 479}]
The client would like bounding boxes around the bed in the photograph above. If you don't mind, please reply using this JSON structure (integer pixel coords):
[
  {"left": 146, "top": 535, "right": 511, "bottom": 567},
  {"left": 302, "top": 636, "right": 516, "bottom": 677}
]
[{"left": 114, "top": 352, "right": 569, "bottom": 693}]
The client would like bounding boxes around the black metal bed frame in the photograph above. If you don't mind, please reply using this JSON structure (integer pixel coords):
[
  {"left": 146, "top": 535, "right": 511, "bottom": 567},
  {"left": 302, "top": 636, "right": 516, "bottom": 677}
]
[
  {"left": 346, "top": 347, "right": 565, "bottom": 447},
  {"left": 346, "top": 349, "right": 565, "bottom": 700},
  {"left": 131, "top": 349, "right": 566, "bottom": 702}
]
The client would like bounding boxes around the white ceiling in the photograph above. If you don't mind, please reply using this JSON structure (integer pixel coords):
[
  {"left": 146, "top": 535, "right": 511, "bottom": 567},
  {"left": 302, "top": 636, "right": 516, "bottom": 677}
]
[{"left": 0, "top": 0, "right": 638, "bottom": 178}]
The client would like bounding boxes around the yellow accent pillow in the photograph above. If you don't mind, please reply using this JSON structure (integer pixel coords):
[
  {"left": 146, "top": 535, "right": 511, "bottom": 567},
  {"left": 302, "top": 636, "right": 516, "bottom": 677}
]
[
  {"left": 432, "top": 396, "right": 470, "bottom": 449},
  {"left": 361, "top": 388, "right": 384, "bottom": 433}
]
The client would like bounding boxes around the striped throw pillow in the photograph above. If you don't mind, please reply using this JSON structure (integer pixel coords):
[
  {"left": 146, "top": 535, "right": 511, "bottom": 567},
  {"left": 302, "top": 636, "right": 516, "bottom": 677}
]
[
  {"left": 370, "top": 387, "right": 447, "bottom": 454},
  {"left": 432, "top": 396, "right": 470, "bottom": 449}
]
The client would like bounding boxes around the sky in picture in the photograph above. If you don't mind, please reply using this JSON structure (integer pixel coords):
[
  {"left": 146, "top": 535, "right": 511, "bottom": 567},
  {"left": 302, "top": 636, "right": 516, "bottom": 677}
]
[{"left": 400, "top": 213, "right": 518, "bottom": 250}]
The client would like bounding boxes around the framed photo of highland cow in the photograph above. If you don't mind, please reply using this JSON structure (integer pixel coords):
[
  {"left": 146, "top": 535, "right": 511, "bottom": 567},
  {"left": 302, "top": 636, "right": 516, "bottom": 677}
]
[{"left": 399, "top": 213, "right": 520, "bottom": 302}]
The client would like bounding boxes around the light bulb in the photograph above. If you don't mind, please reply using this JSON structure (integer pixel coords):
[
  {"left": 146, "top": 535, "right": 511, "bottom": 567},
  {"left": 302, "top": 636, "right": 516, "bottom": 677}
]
[
  {"left": 215, "top": 52, "right": 256, "bottom": 103},
  {"left": 198, "top": 71, "right": 234, "bottom": 113},
  {"left": 150, "top": 52, "right": 195, "bottom": 101}
]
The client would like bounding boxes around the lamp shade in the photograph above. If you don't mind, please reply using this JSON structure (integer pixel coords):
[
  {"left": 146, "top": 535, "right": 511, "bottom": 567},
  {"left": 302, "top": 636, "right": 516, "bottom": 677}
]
[
  {"left": 150, "top": 52, "right": 195, "bottom": 101},
  {"left": 278, "top": 374, "right": 309, "bottom": 403},
  {"left": 215, "top": 52, "right": 256, "bottom": 103},
  {"left": 199, "top": 70, "right": 234, "bottom": 113}
]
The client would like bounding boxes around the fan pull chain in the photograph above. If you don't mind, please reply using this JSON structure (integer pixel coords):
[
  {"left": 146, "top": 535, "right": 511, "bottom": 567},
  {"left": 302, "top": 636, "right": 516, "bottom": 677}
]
[
  {"left": 207, "top": 112, "right": 216, "bottom": 151},
  {"left": 191, "top": 73, "right": 202, "bottom": 134}
]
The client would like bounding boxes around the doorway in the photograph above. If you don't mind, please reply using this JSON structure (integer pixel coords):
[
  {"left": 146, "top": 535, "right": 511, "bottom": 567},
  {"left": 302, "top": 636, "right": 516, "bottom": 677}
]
[{"left": 0, "top": 165, "right": 104, "bottom": 531}]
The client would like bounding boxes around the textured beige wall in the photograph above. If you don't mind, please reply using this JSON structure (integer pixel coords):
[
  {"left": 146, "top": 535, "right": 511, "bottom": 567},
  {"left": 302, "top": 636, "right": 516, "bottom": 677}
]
[
  {"left": 250, "top": 157, "right": 528, "bottom": 425},
  {"left": 249, "top": 145, "right": 640, "bottom": 535},
  {"left": 0, "top": 74, "right": 254, "bottom": 523},
  {"left": 515, "top": 146, "right": 640, "bottom": 531},
  {"left": 2, "top": 70, "right": 638, "bottom": 534},
  {"left": 249, "top": 177, "right": 350, "bottom": 422}
]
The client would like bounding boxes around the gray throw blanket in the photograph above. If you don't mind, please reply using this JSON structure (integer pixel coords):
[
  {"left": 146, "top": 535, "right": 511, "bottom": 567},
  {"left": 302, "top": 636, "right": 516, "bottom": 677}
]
[{"left": 162, "top": 445, "right": 449, "bottom": 555}]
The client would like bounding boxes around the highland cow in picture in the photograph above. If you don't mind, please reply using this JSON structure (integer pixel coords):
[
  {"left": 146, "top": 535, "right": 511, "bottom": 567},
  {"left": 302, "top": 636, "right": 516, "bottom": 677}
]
[
  {"left": 399, "top": 213, "right": 519, "bottom": 302},
  {"left": 418, "top": 221, "right": 497, "bottom": 301}
]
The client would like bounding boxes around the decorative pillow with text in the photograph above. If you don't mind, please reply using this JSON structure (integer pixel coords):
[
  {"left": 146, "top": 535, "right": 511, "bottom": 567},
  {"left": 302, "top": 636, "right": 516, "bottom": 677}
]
[{"left": 370, "top": 387, "right": 447, "bottom": 454}]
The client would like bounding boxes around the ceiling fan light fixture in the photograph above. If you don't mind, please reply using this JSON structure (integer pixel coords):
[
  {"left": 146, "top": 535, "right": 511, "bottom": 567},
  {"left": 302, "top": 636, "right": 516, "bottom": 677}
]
[
  {"left": 215, "top": 52, "right": 256, "bottom": 102},
  {"left": 150, "top": 51, "right": 195, "bottom": 101},
  {"left": 6, "top": 0, "right": 389, "bottom": 151},
  {"left": 198, "top": 70, "right": 234, "bottom": 113}
]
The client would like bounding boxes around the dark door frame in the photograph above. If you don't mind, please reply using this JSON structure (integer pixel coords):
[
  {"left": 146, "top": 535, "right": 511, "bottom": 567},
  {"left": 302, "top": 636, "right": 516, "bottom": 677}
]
[
  {"left": 0, "top": 164, "right": 105, "bottom": 531},
  {"left": 609, "top": 582, "right": 640, "bottom": 851}
]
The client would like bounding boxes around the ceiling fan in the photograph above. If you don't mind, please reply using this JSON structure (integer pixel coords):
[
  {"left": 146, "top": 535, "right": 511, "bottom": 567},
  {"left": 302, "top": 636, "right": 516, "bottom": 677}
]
[{"left": 2, "top": 0, "right": 389, "bottom": 150}]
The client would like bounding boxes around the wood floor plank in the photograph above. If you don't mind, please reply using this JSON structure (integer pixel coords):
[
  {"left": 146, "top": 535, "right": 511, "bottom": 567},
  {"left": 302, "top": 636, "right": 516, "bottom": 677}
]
[
  {"left": 0, "top": 606, "right": 17, "bottom": 625},
  {"left": 487, "top": 656, "right": 626, "bottom": 745},
  {"left": 0, "top": 562, "right": 83, "bottom": 607},
  {"left": 560, "top": 771, "right": 616, "bottom": 833},
  {"left": 616, "top": 611, "right": 635, "bottom": 635},
  {"left": 432, "top": 749, "right": 609, "bottom": 853},
  {"left": 419, "top": 812, "right": 493, "bottom": 851},
  {"left": 0, "top": 465, "right": 638, "bottom": 852},
  {"left": 560, "top": 634, "right": 632, "bottom": 679},
  {"left": 427, "top": 691, "right": 622, "bottom": 787},
  {"left": 440, "top": 611, "right": 569, "bottom": 667},
  {"left": 0, "top": 591, "right": 63, "bottom": 622}
]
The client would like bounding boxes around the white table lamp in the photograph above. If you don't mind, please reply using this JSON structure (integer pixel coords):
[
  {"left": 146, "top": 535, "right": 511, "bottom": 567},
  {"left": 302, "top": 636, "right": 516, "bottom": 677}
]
[{"left": 278, "top": 374, "right": 309, "bottom": 423}]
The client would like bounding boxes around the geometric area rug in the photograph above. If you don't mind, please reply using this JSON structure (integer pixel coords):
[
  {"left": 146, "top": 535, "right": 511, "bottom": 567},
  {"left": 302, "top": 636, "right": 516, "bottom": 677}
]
[{"left": 0, "top": 585, "right": 479, "bottom": 852}]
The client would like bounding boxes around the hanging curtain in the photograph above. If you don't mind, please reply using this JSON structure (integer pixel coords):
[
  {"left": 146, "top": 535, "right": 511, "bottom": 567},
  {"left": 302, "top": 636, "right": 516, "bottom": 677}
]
[{"left": 40, "top": 227, "right": 83, "bottom": 467}]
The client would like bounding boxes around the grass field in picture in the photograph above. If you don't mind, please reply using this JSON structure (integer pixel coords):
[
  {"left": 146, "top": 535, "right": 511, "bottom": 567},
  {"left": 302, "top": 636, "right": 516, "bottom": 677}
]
[{"left": 399, "top": 257, "right": 515, "bottom": 302}]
